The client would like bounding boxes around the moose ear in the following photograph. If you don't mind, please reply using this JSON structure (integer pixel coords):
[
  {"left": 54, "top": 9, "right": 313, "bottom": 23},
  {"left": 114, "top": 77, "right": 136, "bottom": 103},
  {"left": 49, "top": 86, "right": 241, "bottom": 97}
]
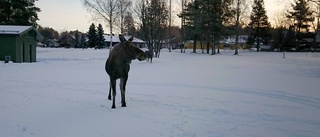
[
  {"left": 119, "top": 34, "right": 126, "bottom": 43},
  {"left": 128, "top": 36, "right": 133, "bottom": 42}
]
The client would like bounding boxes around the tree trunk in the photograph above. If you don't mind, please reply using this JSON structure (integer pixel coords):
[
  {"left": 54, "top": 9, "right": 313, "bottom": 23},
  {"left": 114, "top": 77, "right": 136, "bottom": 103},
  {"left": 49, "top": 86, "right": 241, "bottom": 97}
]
[
  {"left": 109, "top": 20, "right": 113, "bottom": 52},
  {"left": 181, "top": 42, "right": 184, "bottom": 53},
  {"left": 206, "top": 41, "right": 210, "bottom": 54},
  {"left": 201, "top": 39, "right": 204, "bottom": 53},
  {"left": 234, "top": 0, "right": 240, "bottom": 55},
  {"left": 193, "top": 38, "right": 197, "bottom": 53},
  {"left": 211, "top": 38, "right": 215, "bottom": 55},
  {"left": 235, "top": 36, "right": 239, "bottom": 55},
  {"left": 257, "top": 27, "right": 260, "bottom": 52}
]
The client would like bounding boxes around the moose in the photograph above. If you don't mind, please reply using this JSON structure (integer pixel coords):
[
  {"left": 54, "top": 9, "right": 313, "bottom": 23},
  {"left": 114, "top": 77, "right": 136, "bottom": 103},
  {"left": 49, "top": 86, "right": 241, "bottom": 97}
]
[
  {"left": 105, "top": 35, "right": 146, "bottom": 109},
  {"left": 144, "top": 48, "right": 153, "bottom": 63}
]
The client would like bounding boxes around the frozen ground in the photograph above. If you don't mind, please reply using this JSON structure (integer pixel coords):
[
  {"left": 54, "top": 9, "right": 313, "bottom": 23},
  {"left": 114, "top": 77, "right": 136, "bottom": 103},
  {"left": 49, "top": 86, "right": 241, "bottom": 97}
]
[{"left": 1, "top": 48, "right": 320, "bottom": 137}]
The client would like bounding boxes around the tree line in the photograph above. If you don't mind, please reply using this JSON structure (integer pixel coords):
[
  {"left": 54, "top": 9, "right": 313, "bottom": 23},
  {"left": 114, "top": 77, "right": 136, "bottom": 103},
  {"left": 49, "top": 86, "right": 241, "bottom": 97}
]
[
  {"left": 82, "top": 0, "right": 320, "bottom": 54},
  {"left": 1, "top": 0, "right": 319, "bottom": 53},
  {"left": 83, "top": 0, "right": 176, "bottom": 57},
  {"left": 179, "top": 0, "right": 319, "bottom": 53},
  {"left": 37, "top": 23, "right": 106, "bottom": 49}
]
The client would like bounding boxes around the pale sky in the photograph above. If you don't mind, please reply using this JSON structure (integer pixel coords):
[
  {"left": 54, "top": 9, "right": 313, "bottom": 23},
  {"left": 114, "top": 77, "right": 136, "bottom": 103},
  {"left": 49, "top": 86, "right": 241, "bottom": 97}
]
[{"left": 35, "top": 0, "right": 287, "bottom": 33}]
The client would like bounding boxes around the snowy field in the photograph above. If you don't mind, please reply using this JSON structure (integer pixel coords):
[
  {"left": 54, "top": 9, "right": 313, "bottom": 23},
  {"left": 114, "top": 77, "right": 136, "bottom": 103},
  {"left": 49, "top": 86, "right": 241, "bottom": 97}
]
[{"left": 1, "top": 47, "right": 320, "bottom": 137}]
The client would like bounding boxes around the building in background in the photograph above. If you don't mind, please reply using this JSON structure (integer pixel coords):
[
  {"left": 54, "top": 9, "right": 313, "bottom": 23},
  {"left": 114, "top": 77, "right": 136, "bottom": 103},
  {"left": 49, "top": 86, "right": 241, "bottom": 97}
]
[{"left": 0, "top": 25, "right": 42, "bottom": 63}]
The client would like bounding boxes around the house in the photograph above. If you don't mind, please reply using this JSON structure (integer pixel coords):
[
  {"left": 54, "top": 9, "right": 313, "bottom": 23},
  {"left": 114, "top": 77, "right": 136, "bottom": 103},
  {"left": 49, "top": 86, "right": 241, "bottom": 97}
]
[
  {"left": 104, "top": 35, "right": 146, "bottom": 48},
  {"left": 57, "top": 33, "right": 77, "bottom": 48},
  {"left": 300, "top": 32, "right": 317, "bottom": 51},
  {"left": 184, "top": 40, "right": 202, "bottom": 49},
  {"left": 183, "top": 35, "right": 250, "bottom": 50},
  {"left": 222, "top": 35, "right": 249, "bottom": 49},
  {"left": 46, "top": 39, "right": 59, "bottom": 47},
  {"left": 160, "top": 37, "right": 176, "bottom": 49},
  {"left": 0, "top": 25, "right": 42, "bottom": 63}
]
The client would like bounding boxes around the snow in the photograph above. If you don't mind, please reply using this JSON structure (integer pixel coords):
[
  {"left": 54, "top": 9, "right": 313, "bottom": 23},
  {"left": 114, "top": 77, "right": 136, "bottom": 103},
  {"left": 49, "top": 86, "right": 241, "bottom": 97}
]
[{"left": 1, "top": 48, "right": 320, "bottom": 137}]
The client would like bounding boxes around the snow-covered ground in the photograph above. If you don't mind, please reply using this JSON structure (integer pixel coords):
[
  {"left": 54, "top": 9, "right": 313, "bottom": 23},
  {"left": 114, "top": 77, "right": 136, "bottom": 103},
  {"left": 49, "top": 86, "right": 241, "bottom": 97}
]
[{"left": 1, "top": 48, "right": 320, "bottom": 137}]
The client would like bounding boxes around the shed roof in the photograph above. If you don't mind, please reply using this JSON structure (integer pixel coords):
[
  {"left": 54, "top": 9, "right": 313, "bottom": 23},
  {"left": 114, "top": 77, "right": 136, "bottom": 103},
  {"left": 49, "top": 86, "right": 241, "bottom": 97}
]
[
  {"left": 0, "top": 25, "right": 43, "bottom": 41},
  {"left": 0, "top": 25, "right": 32, "bottom": 35}
]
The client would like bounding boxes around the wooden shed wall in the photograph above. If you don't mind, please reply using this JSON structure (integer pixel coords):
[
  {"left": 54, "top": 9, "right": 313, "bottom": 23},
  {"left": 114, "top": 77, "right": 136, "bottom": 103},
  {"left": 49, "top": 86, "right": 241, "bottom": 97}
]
[
  {"left": 0, "top": 35, "right": 17, "bottom": 62},
  {"left": 0, "top": 31, "right": 36, "bottom": 63}
]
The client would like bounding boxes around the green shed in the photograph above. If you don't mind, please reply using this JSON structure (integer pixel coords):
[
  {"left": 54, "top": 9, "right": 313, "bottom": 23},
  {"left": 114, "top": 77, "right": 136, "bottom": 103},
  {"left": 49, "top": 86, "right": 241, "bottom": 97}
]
[{"left": 0, "top": 25, "right": 42, "bottom": 63}]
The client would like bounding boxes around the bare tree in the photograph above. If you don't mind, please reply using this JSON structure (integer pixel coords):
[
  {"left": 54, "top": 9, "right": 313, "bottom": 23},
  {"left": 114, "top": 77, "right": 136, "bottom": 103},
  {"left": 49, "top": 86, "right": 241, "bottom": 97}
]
[
  {"left": 308, "top": 0, "right": 320, "bottom": 30},
  {"left": 168, "top": 0, "right": 172, "bottom": 52},
  {"left": 309, "top": 0, "right": 320, "bottom": 50},
  {"left": 272, "top": 10, "right": 289, "bottom": 29},
  {"left": 136, "top": 0, "right": 169, "bottom": 58},
  {"left": 83, "top": 0, "right": 119, "bottom": 51},
  {"left": 118, "top": 0, "right": 132, "bottom": 34},
  {"left": 234, "top": 0, "right": 241, "bottom": 55},
  {"left": 233, "top": 0, "right": 250, "bottom": 55}
]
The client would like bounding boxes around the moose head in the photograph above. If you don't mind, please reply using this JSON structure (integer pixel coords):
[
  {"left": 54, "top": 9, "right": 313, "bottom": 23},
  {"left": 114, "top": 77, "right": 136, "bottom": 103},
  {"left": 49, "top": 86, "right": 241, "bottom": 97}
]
[{"left": 118, "top": 35, "right": 146, "bottom": 61}]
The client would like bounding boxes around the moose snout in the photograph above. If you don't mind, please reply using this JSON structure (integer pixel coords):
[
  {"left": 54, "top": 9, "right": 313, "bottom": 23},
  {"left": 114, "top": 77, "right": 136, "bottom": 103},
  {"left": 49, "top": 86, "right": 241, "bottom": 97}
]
[{"left": 138, "top": 53, "right": 146, "bottom": 61}]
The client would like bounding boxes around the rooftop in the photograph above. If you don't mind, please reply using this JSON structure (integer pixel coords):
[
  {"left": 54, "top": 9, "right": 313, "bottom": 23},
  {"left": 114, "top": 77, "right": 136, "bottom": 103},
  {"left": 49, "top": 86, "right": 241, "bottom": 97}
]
[
  {"left": 104, "top": 35, "right": 145, "bottom": 43},
  {"left": 0, "top": 25, "right": 32, "bottom": 35}
]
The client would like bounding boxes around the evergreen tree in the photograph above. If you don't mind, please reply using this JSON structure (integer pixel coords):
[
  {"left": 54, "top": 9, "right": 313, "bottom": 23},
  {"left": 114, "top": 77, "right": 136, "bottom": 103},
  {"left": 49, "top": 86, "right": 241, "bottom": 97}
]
[
  {"left": 248, "top": 0, "right": 271, "bottom": 52},
  {"left": 179, "top": 0, "right": 234, "bottom": 54},
  {"left": 80, "top": 33, "right": 87, "bottom": 49},
  {"left": 96, "top": 24, "right": 105, "bottom": 49},
  {"left": 287, "top": 0, "right": 314, "bottom": 33},
  {"left": 87, "top": 23, "right": 97, "bottom": 48},
  {"left": 179, "top": 0, "right": 202, "bottom": 53},
  {"left": 203, "top": 0, "right": 234, "bottom": 54},
  {"left": 0, "top": 0, "right": 41, "bottom": 26},
  {"left": 282, "top": 26, "right": 296, "bottom": 50},
  {"left": 74, "top": 30, "right": 80, "bottom": 48}
]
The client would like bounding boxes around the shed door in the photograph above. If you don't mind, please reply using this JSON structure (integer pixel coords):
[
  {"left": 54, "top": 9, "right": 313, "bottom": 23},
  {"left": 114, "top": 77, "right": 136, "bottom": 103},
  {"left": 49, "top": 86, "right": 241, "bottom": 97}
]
[
  {"left": 29, "top": 44, "right": 32, "bottom": 62},
  {"left": 22, "top": 43, "right": 31, "bottom": 62},
  {"left": 22, "top": 43, "right": 25, "bottom": 62}
]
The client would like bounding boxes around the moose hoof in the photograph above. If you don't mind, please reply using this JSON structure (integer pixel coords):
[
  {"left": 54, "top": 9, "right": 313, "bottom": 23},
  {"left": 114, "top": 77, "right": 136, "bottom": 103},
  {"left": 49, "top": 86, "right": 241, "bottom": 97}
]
[
  {"left": 122, "top": 103, "right": 126, "bottom": 107},
  {"left": 111, "top": 105, "right": 116, "bottom": 109},
  {"left": 108, "top": 96, "right": 111, "bottom": 100}
]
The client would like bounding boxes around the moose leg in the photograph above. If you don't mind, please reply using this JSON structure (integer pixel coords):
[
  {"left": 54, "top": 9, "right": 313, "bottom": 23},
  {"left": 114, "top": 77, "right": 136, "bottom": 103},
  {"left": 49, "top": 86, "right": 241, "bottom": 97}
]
[
  {"left": 108, "top": 82, "right": 111, "bottom": 100},
  {"left": 110, "top": 79, "right": 116, "bottom": 109},
  {"left": 120, "top": 76, "right": 128, "bottom": 107}
]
